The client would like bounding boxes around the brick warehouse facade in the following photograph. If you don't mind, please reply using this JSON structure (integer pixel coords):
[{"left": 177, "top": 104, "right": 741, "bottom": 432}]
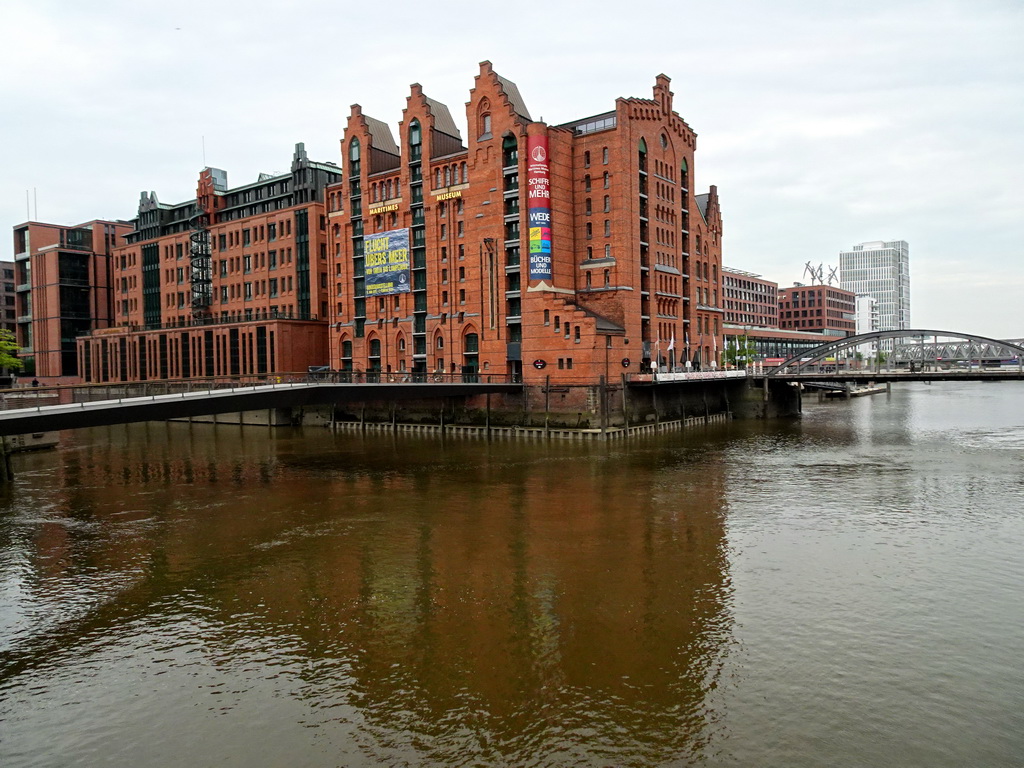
[
  {"left": 71, "top": 64, "right": 723, "bottom": 386},
  {"left": 328, "top": 63, "right": 723, "bottom": 385},
  {"left": 76, "top": 144, "right": 340, "bottom": 382},
  {"left": 13, "top": 219, "right": 133, "bottom": 383}
]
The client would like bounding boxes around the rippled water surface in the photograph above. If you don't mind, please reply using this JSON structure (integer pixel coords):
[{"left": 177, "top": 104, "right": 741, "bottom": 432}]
[{"left": 1, "top": 382, "right": 1022, "bottom": 766}]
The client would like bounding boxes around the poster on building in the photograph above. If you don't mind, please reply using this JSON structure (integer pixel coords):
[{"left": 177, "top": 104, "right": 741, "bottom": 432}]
[
  {"left": 364, "top": 228, "right": 411, "bottom": 297},
  {"left": 527, "top": 134, "right": 552, "bottom": 281}
]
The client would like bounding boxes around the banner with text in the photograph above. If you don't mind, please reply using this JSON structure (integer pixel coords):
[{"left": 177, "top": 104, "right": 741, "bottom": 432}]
[
  {"left": 527, "top": 134, "right": 552, "bottom": 281},
  {"left": 364, "top": 228, "right": 411, "bottom": 297}
]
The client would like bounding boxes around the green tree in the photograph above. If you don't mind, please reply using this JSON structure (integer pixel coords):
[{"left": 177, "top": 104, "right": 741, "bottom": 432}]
[
  {"left": 0, "top": 329, "right": 23, "bottom": 372},
  {"left": 726, "top": 336, "right": 758, "bottom": 368}
]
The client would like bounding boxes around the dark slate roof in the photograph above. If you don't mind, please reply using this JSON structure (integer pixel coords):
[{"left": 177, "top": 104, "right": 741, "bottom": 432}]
[
  {"left": 495, "top": 72, "right": 531, "bottom": 121},
  {"left": 582, "top": 306, "right": 625, "bottom": 334},
  {"left": 425, "top": 96, "right": 462, "bottom": 140},
  {"left": 365, "top": 115, "right": 399, "bottom": 155},
  {"left": 696, "top": 193, "right": 709, "bottom": 223}
]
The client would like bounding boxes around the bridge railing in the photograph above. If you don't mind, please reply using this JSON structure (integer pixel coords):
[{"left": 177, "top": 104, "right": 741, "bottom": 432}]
[
  {"left": 0, "top": 372, "right": 521, "bottom": 413},
  {"left": 626, "top": 369, "right": 749, "bottom": 383}
]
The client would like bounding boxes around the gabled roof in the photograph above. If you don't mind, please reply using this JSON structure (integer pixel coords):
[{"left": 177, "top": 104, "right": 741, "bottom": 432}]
[
  {"left": 365, "top": 115, "right": 399, "bottom": 155},
  {"left": 425, "top": 96, "right": 462, "bottom": 140},
  {"left": 494, "top": 72, "right": 531, "bottom": 121},
  {"left": 696, "top": 193, "right": 709, "bottom": 223}
]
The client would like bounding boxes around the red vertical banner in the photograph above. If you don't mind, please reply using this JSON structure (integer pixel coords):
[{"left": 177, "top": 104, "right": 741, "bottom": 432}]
[{"left": 526, "top": 134, "right": 552, "bottom": 281}]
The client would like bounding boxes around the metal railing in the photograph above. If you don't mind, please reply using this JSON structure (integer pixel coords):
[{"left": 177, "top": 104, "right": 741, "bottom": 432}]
[{"left": 0, "top": 372, "right": 521, "bottom": 413}]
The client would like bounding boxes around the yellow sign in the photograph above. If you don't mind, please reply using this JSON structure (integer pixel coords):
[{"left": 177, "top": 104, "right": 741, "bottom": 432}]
[{"left": 434, "top": 190, "right": 462, "bottom": 201}]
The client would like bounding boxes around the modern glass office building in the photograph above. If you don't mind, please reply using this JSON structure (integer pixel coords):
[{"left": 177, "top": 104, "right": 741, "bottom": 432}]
[{"left": 838, "top": 240, "right": 910, "bottom": 338}]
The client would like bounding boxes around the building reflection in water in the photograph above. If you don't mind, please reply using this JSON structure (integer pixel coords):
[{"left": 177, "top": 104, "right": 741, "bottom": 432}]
[{"left": 3, "top": 423, "right": 734, "bottom": 765}]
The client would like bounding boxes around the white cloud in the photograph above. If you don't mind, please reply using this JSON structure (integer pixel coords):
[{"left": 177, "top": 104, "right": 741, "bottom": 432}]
[{"left": 1, "top": 0, "right": 1022, "bottom": 336}]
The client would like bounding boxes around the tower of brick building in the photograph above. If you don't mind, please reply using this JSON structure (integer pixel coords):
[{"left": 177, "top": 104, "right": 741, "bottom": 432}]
[{"left": 328, "top": 62, "right": 724, "bottom": 385}]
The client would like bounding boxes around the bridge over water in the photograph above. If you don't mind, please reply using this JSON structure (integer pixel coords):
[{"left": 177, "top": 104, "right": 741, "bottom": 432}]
[
  {"left": 2, "top": 330, "right": 1020, "bottom": 438},
  {"left": 0, "top": 377, "right": 522, "bottom": 437}
]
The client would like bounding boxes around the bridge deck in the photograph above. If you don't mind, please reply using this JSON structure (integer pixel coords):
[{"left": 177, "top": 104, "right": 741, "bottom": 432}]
[{"left": 0, "top": 381, "right": 522, "bottom": 437}]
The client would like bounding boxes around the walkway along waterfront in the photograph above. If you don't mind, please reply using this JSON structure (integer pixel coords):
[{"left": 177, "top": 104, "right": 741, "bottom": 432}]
[{"left": 3, "top": 362, "right": 1021, "bottom": 448}]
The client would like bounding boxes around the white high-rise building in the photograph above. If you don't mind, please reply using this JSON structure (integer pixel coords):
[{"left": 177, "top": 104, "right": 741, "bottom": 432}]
[
  {"left": 854, "top": 293, "right": 879, "bottom": 359},
  {"left": 839, "top": 240, "right": 910, "bottom": 337}
]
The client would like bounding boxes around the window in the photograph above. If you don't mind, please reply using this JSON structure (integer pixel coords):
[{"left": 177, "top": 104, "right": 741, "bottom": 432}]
[
  {"left": 459, "top": 289, "right": 466, "bottom": 304},
  {"left": 604, "top": 196, "right": 610, "bottom": 213},
  {"left": 584, "top": 151, "right": 590, "bottom": 168},
  {"left": 602, "top": 147, "right": 609, "bottom": 164},
  {"left": 603, "top": 172, "right": 609, "bottom": 189},
  {"left": 604, "top": 220, "right": 610, "bottom": 237},
  {"left": 584, "top": 175, "right": 591, "bottom": 192}
]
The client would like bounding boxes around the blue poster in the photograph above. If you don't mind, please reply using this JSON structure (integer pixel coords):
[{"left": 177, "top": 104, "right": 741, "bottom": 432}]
[{"left": 364, "top": 228, "right": 411, "bottom": 297}]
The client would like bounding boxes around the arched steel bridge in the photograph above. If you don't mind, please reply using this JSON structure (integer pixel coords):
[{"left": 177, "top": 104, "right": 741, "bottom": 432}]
[{"left": 766, "top": 330, "right": 1024, "bottom": 379}]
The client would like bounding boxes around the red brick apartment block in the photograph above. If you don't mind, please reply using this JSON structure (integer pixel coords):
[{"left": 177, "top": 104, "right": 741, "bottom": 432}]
[
  {"left": 65, "top": 65, "right": 723, "bottom": 384},
  {"left": 778, "top": 284, "right": 856, "bottom": 336}
]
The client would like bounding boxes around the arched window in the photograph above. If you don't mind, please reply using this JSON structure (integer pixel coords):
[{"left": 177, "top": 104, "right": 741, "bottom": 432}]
[
  {"left": 444, "top": 167, "right": 451, "bottom": 186},
  {"left": 638, "top": 138, "right": 648, "bottom": 172},
  {"left": 435, "top": 169, "right": 442, "bottom": 188},
  {"left": 462, "top": 332, "right": 479, "bottom": 381},
  {"left": 408, "top": 119, "right": 421, "bottom": 162},
  {"left": 680, "top": 159, "right": 689, "bottom": 189},
  {"left": 341, "top": 339, "right": 352, "bottom": 357},
  {"left": 460, "top": 162, "right": 468, "bottom": 183},
  {"left": 502, "top": 135, "right": 518, "bottom": 168},
  {"left": 348, "top": 139, "right": 360, "bottom": 176}
]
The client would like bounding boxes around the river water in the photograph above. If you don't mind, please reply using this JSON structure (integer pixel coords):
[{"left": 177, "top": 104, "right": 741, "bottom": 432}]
[{"left": 1, "top": 381, "right": 1022, "bottom": 767}]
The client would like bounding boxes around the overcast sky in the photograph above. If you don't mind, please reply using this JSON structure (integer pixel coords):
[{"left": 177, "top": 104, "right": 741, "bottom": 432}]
[{"left": 2, "top": 0, "right": 1021, "bottom": 337}]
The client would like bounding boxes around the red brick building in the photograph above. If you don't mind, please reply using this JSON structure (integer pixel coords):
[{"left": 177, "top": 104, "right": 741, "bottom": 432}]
[
  {"left": 69, "top": 65, "right": 724, "bottom": 385},
  {"left": 12, "top": 219, "right": 132, "bottom": 382},
  {"left": 778, "top": 284, "right": 856, "bottom": 336},
  {"left": 326, "top": 62, "right": 724, "bottom": 382},
  {"left": 722, "top": 267, "right": 778, "bottom": 329},
  {"left": 76, "top": 144, "right": 340, "bottom": 382}
]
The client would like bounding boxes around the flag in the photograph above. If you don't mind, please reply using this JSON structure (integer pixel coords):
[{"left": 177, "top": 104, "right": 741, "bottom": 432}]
[{"left": 668, "top": 332, "right": 675, "bottom": 352}]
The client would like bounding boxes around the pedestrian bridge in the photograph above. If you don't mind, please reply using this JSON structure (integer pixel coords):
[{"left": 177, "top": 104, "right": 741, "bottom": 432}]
[
  {"left": 0, "top": 377, "right": 522, "bottom": 437},
  {"left": 763, "top": 329, "right": 1024, "bottom": 382}
]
